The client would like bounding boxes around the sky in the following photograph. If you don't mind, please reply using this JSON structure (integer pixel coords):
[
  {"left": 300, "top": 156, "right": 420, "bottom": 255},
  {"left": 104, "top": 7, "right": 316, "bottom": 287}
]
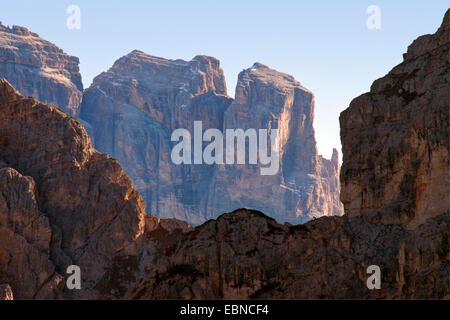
[{"left": 1, "top": 1, "right": 448, "bottom": 159}]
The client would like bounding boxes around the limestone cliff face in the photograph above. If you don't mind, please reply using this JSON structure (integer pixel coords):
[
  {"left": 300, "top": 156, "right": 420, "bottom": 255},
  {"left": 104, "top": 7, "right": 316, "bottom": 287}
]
[
  {"left": 0, "top": 22, "right": 343, "bottom": 225},
  {"left": 1, "top": 10, "right": 448, "bottom": 300},
  {"left": 0, "top": 167, "right": 57, "bottom": 299},
  {"left": 103, "top": 10, "right": 449, "bottom": 300},
  {"left": 0, "top": 78, "right": 152, "bottom": 298},
  {"left": 112, "top": 209, "right": 447, "bottom": 299},
  {"left": 340, "top": 10, "right": 449, "bottom": 229},
  {"left": 0, "top": 23, "right": 83, "bottom": 115},
  {"left": 79, "top": 51, "right": 233, "bottom": 225},
  {"left": 80, "top": 55, "right": 343, "bottom": 224},
  {"left": 207, "top": 63, "right": 342, "bottom": 222},
  {"left": 318, "top": 149, "right": 343, "bottom": 218}
]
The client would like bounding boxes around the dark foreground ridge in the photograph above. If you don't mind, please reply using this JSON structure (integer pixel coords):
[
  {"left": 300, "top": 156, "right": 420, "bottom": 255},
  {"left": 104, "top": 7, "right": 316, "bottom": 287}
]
[{"left": 0, "top": 9, "right": 448, "bottom": 299}]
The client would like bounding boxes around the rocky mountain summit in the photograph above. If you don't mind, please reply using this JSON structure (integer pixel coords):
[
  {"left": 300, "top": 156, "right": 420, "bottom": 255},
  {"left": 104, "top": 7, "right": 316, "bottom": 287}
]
[
  {"left": 0, "top": 22, "right": 83, "bottom": 115},
  {"left": 340, "top": 9, "right": 449, "bottom": 229},
  {"left": 78, "top": 51, "right": 233, "bottom": 225},
  {"left": 0, "top": 23, "right": 343, "bottom": 225},
  {"left": 0, "top": 10, "right": 448, "bottom": 300},
  {"left": 0, "top": 79, "right": 185, "bottom": 298},
  {"left": 207, "top": 63, "right": 343, "bottom": 223},
  {"left": 111, "top": 10, "right": 449, "bottom": 299},
  {"left": 79, "top": 52, "right": 343, "bottom": 224}
]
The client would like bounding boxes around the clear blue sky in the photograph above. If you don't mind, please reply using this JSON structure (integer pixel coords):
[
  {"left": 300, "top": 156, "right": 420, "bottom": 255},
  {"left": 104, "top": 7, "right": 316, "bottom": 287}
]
[{"left": 2, "top": 1, "right": 448, "bottom": 158}]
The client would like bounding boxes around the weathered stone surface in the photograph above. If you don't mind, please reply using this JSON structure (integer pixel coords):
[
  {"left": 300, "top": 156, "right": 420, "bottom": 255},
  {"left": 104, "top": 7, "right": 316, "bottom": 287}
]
[
  {"left": 0, "top": 283, "right": 14, "bottom": 300},
  {"left": 0, "top": 167, "right": 61, "bottom": 299},
  {"left": 113, "top": 209, "right": 448, "bottom": 299},
  {"left": 207, "top": 63, "right": 343, "bottom": 223},
  {"left": 0, "top": 9, "right": 448, "bottom": 300},
  {"left": 0, "top": 78, "right": 150, "bottom": 298},
  {"left": 318, "top": 149, "right": 343, "bottom": 217},
  {"left": 79, "top": 53, "right": 343, "bottom": 225},
  {"left": 0, "top": 23, "right": 342, "bottom": 225},
  {"left": 79, "top": 51, "right": 233, "bottom": 225},
  {"left": 0, "top": 23, "right": 83, "bottom": 115},
  {"left": 340, "top": 10, "right": 449, "bottom": 229},
  {"left": 97, "top": 10, "right": 450, "bottom": 300}
]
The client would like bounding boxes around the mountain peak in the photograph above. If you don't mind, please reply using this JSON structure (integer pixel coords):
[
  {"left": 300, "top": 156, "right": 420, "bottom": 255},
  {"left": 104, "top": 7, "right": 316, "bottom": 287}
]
[
  {"left": 0, "top": 24, "right": 83, "bottom": 115},
  {"left": 0, "top": 78, "right": 21, "bottom": 104},
  {"left": 239, "top": 62, "right": 311, "bottom": 95},
  {"left": 0, "top": 22, "right": 39, "bottom": 37},
  {"left": 250, "top": 62, "right": 269, "bottom": 69}
]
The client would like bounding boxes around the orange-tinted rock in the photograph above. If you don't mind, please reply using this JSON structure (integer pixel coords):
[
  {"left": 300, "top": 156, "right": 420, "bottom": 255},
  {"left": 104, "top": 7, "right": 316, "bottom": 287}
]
[
  {"left": 340, "top": 10, "right": 449, "bottom": 228},
  {"left": 98, "top": 208, "right": 448, "bottom": 299},
  {"left": 0, "top": 9, "right": 448, "bottom": 300},
  {"left": 0, "top": 284, "right": 14, "bottom": 300},
  {"left": 0, "top": 78, "right": 147, "bottom": 298},
  {"left": 0, "top": 167, "right": 61, "bottom": 299},
  {"left": 101, "top": 10, "right": 449, "bottom": 300},
  {"left": 79, "top": 53, "right": 343, "bottom": 224}
]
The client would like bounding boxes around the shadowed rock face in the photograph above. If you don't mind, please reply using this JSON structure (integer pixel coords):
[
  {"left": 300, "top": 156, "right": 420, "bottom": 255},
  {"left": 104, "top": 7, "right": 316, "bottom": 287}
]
[
  {"left": 0, "top": 10, "right": 448, "bottom": 300},
  {"left": 0, "top": 78, "right": 190, "bottom": 299},
  {"left": 79, "top": 51, "right": 234, "bottom": 225},
  {"left": 340, "top": 9, "right": 449, "bottom": 229},
  {"left": 0, "top": 167, "right": 57, "bottom": 299},
  {"left": 0, "top": 284, "right": 13, "bottom": 300},
  {"left": 0, "top": 23, "right": 83, "bottom": 115},
  {"left": 79, "top": 53, "right": 343, "bottom": 225},
  {"left": 0, "top": 78, "right": 150, "bottom": 298},
  {"left": 102, "top": 10, "right": 449, "bottom": 300},
  {"left": 0, "top": 23, "right": 343, "bottom": 225},
  {"left": 114, "top": 209, "right": 448, "bottom": 299},
  {"left": 207, "top": 63, "right": 343, "bottom": 223}
]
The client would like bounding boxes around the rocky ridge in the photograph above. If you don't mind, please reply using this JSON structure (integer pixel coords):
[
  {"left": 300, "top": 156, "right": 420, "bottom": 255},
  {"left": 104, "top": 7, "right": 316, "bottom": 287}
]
[
  {"left": 206, "top": 63, "right": 342, "bottom": 222},
  {"left": 0, "top": 9, "right": 448, "bottom": 300},
  {"left": 0, "top": 79, "right": 185, "bottom": 298},
  {"left": 340, "top": 9, "right": 449, "bottom": 229},
  {"left": 0, "top": 22, "right": 83, "bottom": 115},
  {"left": 79, "top": 53, "right": 343, "bottom": 224},
  {"left": 117, "top": 10, "right": 449, "bottom": 299},
  {"left": 0, "top": 23, "right": 343, "bottom": 225}
]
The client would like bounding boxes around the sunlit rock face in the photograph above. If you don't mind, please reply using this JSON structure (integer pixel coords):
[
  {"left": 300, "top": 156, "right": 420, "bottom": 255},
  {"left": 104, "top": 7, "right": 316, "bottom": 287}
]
[
  {"left": 340, "top": 9, "right": 449, "bottom": 229},
  {"left": 0, "top": 23, "right": 83, "bottom": 115},
  {"left": 0, "top": 10, "right": 448, "bottom": 300},
  {"left": 79, "top": 52, "right": 342, "bottom": 224},
  {"left": 0, "top": 78, "right": 189, "bottom": 299},
  {"left": 206, "top": 63, "right": 343, "bottom": 223},
  {"left": 79, "top": 51, "right": 233, "bottom": 225},
  {"left": 0, "top": 74, "right": 447, "bottom": 299},
  {"left": 121, "top": 11, "right": 449, "bottom": 299},
  {"left": 0, "top": 20, "right": 343, "bottom": 224},
  {"left": 0, "top": 78, "right": 149, "bottom": 299},
  {"left": 122, "top": 208, "right": 448, "bottom": 300}
]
